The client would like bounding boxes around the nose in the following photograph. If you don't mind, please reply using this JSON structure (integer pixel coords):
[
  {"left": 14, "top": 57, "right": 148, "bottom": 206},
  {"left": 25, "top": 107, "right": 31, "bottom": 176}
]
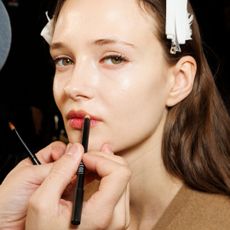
[{"left": 64, "top": 60, "right": 96, "bottom": 101}]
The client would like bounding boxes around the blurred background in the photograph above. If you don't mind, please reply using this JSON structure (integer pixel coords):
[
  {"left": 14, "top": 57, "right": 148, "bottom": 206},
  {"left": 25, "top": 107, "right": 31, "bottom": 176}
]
[{"left": 0, "top": 0, "right": 229, "bottom": 182}]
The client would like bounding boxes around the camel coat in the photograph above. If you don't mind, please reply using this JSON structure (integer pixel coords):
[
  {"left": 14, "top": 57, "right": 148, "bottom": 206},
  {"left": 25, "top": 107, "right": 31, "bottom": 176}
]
[{"left": 154, "top": 185, "right": 230, "bottom": 230}]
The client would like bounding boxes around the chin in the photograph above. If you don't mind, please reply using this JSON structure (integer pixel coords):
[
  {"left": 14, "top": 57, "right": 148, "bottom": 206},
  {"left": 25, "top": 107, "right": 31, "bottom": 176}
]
[{"left": 67, "top": 132, "right": 81, "bottom": 144}]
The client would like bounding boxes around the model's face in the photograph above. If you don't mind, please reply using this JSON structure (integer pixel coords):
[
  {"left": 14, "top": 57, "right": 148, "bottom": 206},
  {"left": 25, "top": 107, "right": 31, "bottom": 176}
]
[{"left": 51, "top": 0, "right": 172, "bottom": 153}]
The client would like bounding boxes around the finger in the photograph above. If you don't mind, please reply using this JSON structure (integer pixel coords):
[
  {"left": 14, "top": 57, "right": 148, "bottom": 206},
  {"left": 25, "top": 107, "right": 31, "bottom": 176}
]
[
  {"left": 4, "top": 141, "right": 66, "bottom": 184},
  {"left": 86, "top": 150, "right": 127, "bottom": 166},
  {"left": 83, "top": 150, "right": 126, "bottom": 185},
  {"left": 29, "top": 143, "right": 84, "bottom": 205},
  {"left": 83, "top": 154, "right": 131, "bottom": 210},
  {"left": 21, "top": 164, "right": 55, "bottom": 187},
  {"left": 19, "top": 141, "right": 67, "bottom": 166},
  {"left": 100, "top": 144, "right": 113, "bottom": 155},
  {"left": 1, "top": 163, "right": 54, "bottom": 200},
  {"left": 36, "top": 141, "right": 67, "bottom": 163}
]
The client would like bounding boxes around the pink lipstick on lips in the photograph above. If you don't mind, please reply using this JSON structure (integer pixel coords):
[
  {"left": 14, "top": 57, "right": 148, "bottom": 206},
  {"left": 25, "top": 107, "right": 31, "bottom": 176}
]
[{"left": 67, "top": 110, "right": 100, "bottom": 129}]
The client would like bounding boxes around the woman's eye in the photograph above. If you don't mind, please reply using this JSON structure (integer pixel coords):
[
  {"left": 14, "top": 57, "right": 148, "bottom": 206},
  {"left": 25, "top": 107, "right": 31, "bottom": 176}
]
[
  {"left": 54, "top": 57, "right": 73, "bottom": 66},
  {"left": 102, "top": 55, "right": 127, "bottom": 65}
]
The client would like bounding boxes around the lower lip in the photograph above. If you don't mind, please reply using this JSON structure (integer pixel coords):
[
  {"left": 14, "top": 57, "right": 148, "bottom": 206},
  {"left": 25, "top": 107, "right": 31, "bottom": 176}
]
[{"left": 68, "top": 118, "right": 97, "bottom": 130}]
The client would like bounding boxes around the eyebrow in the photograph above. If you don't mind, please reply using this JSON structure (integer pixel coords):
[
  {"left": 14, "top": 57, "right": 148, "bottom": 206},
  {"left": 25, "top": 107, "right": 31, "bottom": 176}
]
[
  {"left": 93, "top": 38, "right": 135, "bottom": 48},
  {"left": 50, "top": 38, "right": 136, "bottom": 51},
  {"left": 50, "top": 42, "right": 65, "bottom": 51}
]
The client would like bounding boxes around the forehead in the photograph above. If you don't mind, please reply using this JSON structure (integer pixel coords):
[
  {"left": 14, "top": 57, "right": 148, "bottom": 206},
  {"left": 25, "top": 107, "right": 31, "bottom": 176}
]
[{"left": 53, "top": 0, "right": 157, "bottom": 43}]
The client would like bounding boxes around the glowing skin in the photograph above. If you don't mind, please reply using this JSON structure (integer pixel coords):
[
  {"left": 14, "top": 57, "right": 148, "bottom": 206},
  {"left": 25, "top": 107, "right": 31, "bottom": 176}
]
[{"left": 51, "top": 0, "right": 173, "bottom": 155}]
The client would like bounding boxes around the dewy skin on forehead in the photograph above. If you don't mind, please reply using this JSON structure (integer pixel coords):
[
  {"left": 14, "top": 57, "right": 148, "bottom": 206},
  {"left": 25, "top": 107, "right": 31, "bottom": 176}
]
[{"left": 52, "top": 0, "right": 155, "bottom": 46}]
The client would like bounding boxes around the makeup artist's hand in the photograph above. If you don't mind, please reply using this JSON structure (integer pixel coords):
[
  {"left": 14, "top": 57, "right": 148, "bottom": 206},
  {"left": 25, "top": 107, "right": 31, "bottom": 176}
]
[
  {"left": 25, "top": 145, "right": 131, "bottom": 230},
  {"left": 0, "top": 141, "right": 66, "bottom": 230}
]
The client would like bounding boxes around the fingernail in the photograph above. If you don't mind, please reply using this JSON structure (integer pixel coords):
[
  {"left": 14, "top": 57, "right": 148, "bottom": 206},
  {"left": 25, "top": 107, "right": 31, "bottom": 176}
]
[
  {"left": 66, "top": 143, "right": 73, "bottom": 152},
  {"left": 66, "top": 143, "right": 82, "bottom": 156},
  {"left": 101, "top": 144, "right": 113, "bottom": 155}
]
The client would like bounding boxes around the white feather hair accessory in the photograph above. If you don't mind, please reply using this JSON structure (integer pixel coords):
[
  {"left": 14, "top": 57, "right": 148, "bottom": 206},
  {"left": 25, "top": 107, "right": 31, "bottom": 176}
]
[
  {"left": 40, "top": 11, "right": 54, "bottom": 45},
  {"left": 166, "top": 0, "right": 193, "bottom": 54}
]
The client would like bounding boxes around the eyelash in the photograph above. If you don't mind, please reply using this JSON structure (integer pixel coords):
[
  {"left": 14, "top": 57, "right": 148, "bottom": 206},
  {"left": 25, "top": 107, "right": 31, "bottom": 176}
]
[
  {"left": 52, "top": 54, "right": 128, "bottom": 68},
  {"left": 53, "top": 57, "right": 73, "bottom": 67},
  {"left": 101, "top": 55, "right": 128, "bottom": 65}
]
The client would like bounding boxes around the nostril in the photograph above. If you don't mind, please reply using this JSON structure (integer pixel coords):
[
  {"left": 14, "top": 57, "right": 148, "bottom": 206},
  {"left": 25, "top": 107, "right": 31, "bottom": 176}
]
[{"left": 64, "top": 85, "right": 92, "bottom": 101}]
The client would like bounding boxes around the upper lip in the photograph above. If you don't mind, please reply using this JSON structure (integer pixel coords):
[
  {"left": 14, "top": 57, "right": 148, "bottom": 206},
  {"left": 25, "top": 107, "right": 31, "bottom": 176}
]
[{"left": 66, "top": 110, "right": 101, "bottom": 121}]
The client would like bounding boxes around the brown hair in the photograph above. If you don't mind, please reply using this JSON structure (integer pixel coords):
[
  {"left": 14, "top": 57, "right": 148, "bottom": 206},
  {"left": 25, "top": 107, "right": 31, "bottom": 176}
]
[
  {"left": 52, "top": 0, "right": 64, "bottom": 22},
  {"left": 140, "top": 0, "right": 230, "bottom": 196},
  {"left": 52, "top": 0, "right": 230, "bottom": 195}
]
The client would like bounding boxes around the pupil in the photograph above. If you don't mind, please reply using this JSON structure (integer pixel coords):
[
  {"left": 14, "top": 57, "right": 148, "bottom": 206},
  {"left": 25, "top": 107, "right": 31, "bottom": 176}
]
[{"left": 113, "top": 56, "right": 121, "bottom": 63}]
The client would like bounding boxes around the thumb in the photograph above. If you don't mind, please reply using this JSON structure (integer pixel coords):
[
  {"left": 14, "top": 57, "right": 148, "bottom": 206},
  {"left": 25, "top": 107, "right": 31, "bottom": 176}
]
[{"left": 30, "top": 143, "right": 84, "bottom": 204}]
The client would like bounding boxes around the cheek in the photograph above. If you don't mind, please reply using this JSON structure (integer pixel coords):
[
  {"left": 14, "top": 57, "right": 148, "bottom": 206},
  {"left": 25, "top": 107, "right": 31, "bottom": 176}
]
[
  {"left": 101, "top": 76, "right": 167, "bottom": 151},
  {"left": 53, "top": 77, "right": 64, "bottom": 110}
]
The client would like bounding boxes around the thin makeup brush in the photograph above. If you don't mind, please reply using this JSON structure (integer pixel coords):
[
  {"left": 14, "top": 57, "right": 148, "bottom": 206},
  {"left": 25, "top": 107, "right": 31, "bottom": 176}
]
[
  {"left": 71, "top": 115, "right": 90, "bottom": 225},
  {"left": 9, "top": 121, "right": 41, "bottom": 165}
]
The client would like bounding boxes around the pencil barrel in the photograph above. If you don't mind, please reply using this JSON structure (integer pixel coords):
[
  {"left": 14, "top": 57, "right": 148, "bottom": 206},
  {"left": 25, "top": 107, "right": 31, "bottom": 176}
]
[{"left": 71, "top": 175, "right": 85, "bottom": 225}]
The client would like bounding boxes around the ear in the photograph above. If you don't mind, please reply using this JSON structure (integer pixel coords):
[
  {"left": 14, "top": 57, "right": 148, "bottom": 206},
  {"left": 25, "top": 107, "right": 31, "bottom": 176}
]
[{"left": 166, "top": 56, "right": 197, "bottom": 107}]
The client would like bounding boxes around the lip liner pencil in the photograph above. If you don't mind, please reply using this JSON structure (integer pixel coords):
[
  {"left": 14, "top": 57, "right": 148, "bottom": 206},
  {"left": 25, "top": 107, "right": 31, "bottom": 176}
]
[
  {"left": 71, "top": 115, "right": 90, "bottom": 225},
  {"left": 9, "top": 122, "right": 41, "bottom": 165}
]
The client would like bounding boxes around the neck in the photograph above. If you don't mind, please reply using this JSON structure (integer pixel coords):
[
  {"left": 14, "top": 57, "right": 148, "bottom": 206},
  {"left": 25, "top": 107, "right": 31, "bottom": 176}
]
[
  {"left": 120, "top": 115, "right": 182, "bottom": 228},
  {"left": 128, "top": 148, "right": 182, "bottom": 228}
]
